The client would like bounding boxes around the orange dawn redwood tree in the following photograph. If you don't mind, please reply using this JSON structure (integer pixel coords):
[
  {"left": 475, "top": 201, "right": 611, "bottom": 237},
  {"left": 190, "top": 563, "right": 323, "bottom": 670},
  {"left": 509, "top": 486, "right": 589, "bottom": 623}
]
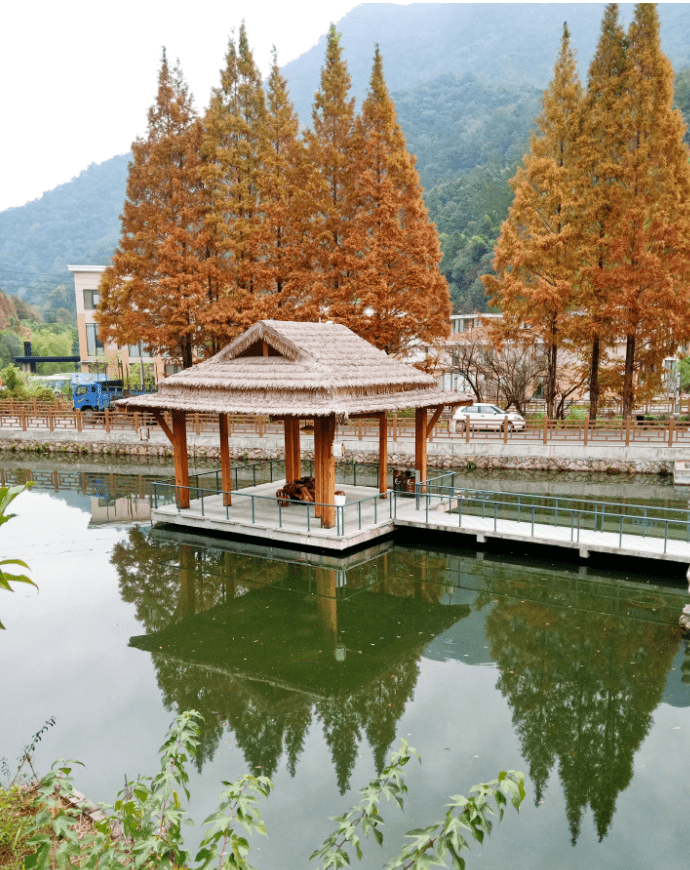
[
  {"left": 348, "top": 47, "right": 451, "bottom": 355},
  {"left": 597, "top": 3, "right": 690, "bottom": 418},
  {"left": 97, "top": 51, "right": 209, "bottom": 369},
  {"left": 483, "top": 25, "right": 583, "bottom": 418},
  {"left": 303, "top": 25, "right": 359, "bottom": 320},
  {"left": 200, "top": 23, "right": 268, "bottom": 350},
  {"left": 574, "top": 3, "right": 628, "bottom": 420}
]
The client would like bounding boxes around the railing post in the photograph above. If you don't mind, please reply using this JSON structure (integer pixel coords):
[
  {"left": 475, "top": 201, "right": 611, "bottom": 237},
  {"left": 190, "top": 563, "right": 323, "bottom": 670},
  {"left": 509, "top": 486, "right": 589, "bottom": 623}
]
[
  {"left": 669, "top": 416, "right": 675, "bottom": 447},
  {"left": 104, "top": 408, "right": 111, "bottom": 433},
  {"left": 393, "top": 413, "right": 398, "bottom": 442},
  {"left": 76, "top": 410, "right": 82, "bottom": 432},
  {"left": 21, "top": 409, "right": 27, "bottom": 431},
  {"left": 465, "top": 414, "right": 470, "bottom": 444},
  {"left": 543, "top": 415, "right": 548, "bottom": 445},
  {"left": 625, "top": 415, "right": 631, "bottom": 447},
  {"left": 503, "top": 416, "right": 508, "bottom": 444},
  {"left": 584, "top": 413, "right": 589, "bottom": 446}
]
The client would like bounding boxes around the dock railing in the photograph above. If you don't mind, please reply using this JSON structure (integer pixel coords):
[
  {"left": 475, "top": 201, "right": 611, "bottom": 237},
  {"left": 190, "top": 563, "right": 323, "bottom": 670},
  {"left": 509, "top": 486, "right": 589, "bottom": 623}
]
[
  {"left": 415, "top": 471, "right": 690, "bottom": 553},
  {"left": 152, "top": 468, "right": 394, "bottom": 537}
]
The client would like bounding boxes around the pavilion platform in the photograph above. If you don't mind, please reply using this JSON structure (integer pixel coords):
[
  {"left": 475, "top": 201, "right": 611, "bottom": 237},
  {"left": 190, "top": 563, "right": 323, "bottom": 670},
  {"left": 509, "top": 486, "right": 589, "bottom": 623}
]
[{"left": 151, "top": 480, "right": 396, "bottom": 552}]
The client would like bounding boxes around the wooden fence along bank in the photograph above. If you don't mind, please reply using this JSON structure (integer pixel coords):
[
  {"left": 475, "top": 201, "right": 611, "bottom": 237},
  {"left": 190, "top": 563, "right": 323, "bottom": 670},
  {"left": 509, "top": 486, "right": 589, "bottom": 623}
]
[{"left": 2, "top": 402, "right": 690, "bottom": 448}]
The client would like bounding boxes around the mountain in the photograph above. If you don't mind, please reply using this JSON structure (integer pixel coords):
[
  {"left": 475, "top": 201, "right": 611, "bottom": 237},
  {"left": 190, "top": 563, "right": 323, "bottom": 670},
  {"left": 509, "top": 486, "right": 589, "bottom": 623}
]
[
  {"left": 3, "top": 3, "right": 690, "bottom": 313},
  {"left": 282, "top": 3, "right": 690, "bottom": 125},
  {"left": 0, "top": 154, "right": 129, "bottom": 303}
]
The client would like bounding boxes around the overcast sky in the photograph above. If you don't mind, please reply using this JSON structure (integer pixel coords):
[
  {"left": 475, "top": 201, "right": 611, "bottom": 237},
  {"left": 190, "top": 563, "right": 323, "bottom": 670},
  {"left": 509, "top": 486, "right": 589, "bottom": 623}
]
[{"left": 1, "top": 0, "right": 365, "bottom": 212}]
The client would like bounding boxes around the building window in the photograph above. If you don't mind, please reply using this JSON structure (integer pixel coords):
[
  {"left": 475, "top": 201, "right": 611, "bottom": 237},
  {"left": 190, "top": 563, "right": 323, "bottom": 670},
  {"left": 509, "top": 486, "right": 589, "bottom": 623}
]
[
  {"left": 86, "top": 324, "right": 104, "bottom": 356},
  {"left": 128, "top": 343, "right": 142, "bottom": 358},
  {"left": 83, "top": 289, "right": 100, "bottom": 310}
]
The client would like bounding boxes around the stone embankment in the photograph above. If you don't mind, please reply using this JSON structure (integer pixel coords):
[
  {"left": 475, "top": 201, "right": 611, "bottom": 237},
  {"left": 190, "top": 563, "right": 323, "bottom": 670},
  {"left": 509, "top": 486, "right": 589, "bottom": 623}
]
[{"left": 0, "top": 430, "right": 678, "bottom": 475}]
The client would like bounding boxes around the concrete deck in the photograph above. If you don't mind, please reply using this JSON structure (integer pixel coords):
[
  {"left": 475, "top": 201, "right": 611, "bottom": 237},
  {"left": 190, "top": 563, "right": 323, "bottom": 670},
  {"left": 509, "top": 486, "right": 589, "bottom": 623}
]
[
  {"left": 151, "top": 480, "right": 395, "bottom": 551},
  {"left": 394, "top": 496, "right": 690, "bottom": 564}
]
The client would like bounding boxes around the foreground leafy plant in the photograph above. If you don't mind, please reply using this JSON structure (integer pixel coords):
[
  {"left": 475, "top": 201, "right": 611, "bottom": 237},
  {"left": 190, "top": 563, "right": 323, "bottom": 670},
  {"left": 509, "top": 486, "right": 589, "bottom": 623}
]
[
  {"left": 23, "top": 711, "right": 524, "bottom": 870},
  {"left": 0, "top": 484, "right": 36, "bottom": 630}
]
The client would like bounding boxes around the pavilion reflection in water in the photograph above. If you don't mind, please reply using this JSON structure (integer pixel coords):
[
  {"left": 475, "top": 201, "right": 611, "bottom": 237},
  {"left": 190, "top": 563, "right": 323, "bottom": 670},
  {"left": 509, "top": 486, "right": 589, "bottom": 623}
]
[{"left": 115, "top": 528, "right": 689, "bottom": 834}]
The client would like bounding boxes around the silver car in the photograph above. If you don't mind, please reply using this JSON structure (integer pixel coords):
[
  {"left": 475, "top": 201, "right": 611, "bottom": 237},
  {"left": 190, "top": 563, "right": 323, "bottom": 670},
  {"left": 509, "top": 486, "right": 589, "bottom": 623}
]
[{"left": 450, "top": 403, "right": 526, "bottom": 432}]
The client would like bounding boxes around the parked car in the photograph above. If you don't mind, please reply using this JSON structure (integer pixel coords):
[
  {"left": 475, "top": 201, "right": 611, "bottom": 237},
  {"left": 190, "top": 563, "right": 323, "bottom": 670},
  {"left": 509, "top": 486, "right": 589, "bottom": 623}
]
[{"left": 450, "top": 403, "right": 526, "bottom": 432}]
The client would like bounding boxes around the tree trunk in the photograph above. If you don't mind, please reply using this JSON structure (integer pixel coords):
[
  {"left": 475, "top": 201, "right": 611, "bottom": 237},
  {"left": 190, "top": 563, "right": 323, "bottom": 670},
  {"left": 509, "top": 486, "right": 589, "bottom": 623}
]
[
  {"left": 622, "top": 332, "right": 636, "bottom": 419},
  {"left": 589, "top": 335, "right": 601, "bottom": 421},
  {"left": 545, "top": 343, "right": 558, "bottom": 419}
]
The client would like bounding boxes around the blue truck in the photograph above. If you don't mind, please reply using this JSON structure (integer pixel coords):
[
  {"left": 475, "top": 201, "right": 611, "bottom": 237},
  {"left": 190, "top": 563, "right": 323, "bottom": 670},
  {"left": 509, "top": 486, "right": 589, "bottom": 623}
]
[{"left": 72, "top": 379, "right": 124, "bottom": 411}]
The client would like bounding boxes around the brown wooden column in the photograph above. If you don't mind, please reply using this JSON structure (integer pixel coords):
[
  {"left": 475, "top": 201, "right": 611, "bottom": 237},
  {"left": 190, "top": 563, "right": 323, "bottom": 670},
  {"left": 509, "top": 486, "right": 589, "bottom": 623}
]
[
  {"left": 172, "top": 410, "right": 190, "bottom": 508},
  {"left": 284, "top": 418, "right": 295, "bottom": 483},
  {"left": 322, "top": 415, "right": 336, "bottom": 528},
  {"left": 378, "top": 412, "right": 388, "bottom": 498},
  {"left": 219, "top": 413, "right": 232, "bottom": 506},
  {"left": 415, "top": 407, "right": 428, "bottom": 487},
  {"left": 284, "top": 418, "right": 301, "bottom": 483},
  {"left": 314, "top": 418, "right": 324, "bottom": 519},
  {"left": 292, "top": 419, "right": 301, "bottom": 481}
]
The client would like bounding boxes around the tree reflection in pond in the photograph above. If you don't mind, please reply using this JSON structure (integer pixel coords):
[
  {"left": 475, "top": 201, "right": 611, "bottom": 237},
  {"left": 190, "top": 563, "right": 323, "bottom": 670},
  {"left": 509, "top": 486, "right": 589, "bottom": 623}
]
[
  {"left": 480, "top": 579, "right": 680, "bottom": 844},
  {"left": 112, "top": 529, "right": 468, "bottom": 790}
]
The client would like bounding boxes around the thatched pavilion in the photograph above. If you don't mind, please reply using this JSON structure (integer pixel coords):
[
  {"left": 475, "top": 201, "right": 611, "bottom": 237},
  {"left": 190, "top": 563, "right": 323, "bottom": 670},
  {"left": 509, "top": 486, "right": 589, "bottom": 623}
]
[{"left": 116, "top": 320, "right": 472, "bottom": 529}]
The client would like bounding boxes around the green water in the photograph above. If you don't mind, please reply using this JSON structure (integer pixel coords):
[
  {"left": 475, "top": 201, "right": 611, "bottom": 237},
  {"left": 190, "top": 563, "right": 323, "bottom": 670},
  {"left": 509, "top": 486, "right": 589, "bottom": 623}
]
[{"left": 2, "top": 460, "right": 689, "bottom": 869}]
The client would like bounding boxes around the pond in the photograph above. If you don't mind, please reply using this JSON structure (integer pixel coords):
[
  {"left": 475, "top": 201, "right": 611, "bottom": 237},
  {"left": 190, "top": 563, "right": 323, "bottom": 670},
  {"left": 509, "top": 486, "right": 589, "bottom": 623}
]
[{"left": 2, "top": 457, "right": 689, "bottom": 869}]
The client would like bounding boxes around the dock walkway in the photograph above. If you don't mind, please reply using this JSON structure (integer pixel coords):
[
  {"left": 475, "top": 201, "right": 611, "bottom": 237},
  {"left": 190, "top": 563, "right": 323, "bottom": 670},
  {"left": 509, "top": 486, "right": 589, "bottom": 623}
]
[{"left": 151, "top": 477, "right": 690, "bottom": 566}]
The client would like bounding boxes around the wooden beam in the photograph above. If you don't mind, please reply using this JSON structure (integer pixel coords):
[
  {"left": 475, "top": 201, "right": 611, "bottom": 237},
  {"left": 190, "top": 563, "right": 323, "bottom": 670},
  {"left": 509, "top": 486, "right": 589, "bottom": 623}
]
[
  {"left": 426, "top": 405, "right": 445, "bottom": 438},
  {"left": 219, "top": 413, "right": 232, "bottom": 506},
  {"left": 321, "top": 415, "right": 336, "bottom": 529},
  {"left": 378, "top": 412, "right": 388, "bottom": 498},
  {"left": 152, "top": 410, "right": 174, "bottom": 444},
  {"left": 262, "top": 339, "right": 269, "bottom": 356},
  {"left": 415, "top": 407, "right": 427, "bottom": 486},
  {"left": 172, "top": 410, "right": 190, "bottom": 508}
]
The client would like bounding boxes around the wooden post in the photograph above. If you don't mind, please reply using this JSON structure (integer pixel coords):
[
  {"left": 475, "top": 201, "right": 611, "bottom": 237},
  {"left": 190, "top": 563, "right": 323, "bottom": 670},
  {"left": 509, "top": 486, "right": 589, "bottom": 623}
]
[
  {"left": 172, "top": 410, "right": 190, "bottom": 508},
  {"left": 292, "top": 418, "right": 301, "bottom": 481},
  {"left": 543, "top": 415, "right": 548, "bottom": 445},
  {"left": 378, "top": 413, "right": 388, "bottom": 498},
  {"left": 392, "top": 413, "right": 398, "bottom": 442},
  {"left": 104, "top": 408, "right": 111, "bottom": 434},
  {"left": 321, "top": 415, "right": 336, "bottom": 529},
  {"left": 219, "top": 413, "right": 232, "bottom": 506},
  {"left": 584, "top": 413, "right": 589, "bottom": 446},
  {"left": 284, "top": 418, "right": 295, "bottom": 483},
  {"left": 503, "top": 415, "right": 508, "bottom": 444},
  {"left": 415, "top": 408, "right": 427, "bottom": 487},
  {"left": 669, "top": 416, "right": 675, "bottom": 447},
  {"left": 314, "top": 418, "right": 324, "bottom": 519},
  {"left": 625, "top": 415, "right": 631, "bottom": 447}
]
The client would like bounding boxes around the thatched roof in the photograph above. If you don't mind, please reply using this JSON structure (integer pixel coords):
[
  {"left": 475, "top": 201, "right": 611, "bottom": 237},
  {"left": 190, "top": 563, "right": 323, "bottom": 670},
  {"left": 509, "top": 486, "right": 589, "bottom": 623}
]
[{"left": 116, "top": 320, "right": 472, "bottom": 420}]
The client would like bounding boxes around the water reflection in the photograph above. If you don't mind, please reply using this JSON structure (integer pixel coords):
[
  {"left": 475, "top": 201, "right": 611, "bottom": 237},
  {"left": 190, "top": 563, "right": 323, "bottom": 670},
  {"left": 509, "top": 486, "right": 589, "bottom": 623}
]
[
  {"left": 114, "top": 531, "right": 468, "bottom": 790},
  {"left": 110, "top": 525, "right": 688, "bottom": 842},
  {"left": 468, "top": 559, "right": 681, "bottom": 844}
]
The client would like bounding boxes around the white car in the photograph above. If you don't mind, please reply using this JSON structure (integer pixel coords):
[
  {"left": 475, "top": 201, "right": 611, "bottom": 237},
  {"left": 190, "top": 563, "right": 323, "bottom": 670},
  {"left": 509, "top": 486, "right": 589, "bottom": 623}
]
[{"left": 450, "top": 403, "right": 526, "bottom": 432}]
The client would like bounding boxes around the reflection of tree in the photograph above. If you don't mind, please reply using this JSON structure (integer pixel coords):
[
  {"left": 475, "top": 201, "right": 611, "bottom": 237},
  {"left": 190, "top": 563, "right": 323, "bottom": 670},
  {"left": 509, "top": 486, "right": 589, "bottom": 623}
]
[
  {"left": 484, "top": 592, "right": 679, "bottom": 843},
  {"left": 119, "top": 532, "right": 467, "bottom": 788}
]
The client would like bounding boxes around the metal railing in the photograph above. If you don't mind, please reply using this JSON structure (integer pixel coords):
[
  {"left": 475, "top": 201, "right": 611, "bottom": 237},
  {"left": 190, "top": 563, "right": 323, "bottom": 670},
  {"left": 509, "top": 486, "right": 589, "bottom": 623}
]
[
  {"left": 415, "top": 472, "right": 690, "bottom": 553},
  {"left": 152, "top": 474, "right": 394, "bottom": 537}
]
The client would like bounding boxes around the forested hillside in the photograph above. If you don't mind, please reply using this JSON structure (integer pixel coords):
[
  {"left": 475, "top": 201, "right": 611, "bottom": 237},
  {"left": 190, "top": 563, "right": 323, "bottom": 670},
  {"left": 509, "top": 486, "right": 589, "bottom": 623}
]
[
  {"left": 2, "top": 3, "right": 690, "bottom": 318},
  {"left": 0, "top": 154, "right": 129, "bottom": 307}
]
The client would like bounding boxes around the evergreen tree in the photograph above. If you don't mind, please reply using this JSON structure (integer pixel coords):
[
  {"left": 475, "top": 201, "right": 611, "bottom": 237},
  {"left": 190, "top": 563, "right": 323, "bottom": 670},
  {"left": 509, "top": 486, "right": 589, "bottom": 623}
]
[
  {"left": 599, "top": 3, "right": 690, "bottom": 417},
  {"left": 97, "top": 51, "right": 208, "bottom": 368},
  {"left": 483, "top": 25, "right": 583, "bottom": 418},
  {"left": 574, "top": 3, "right": 628, "bottom": 419},
  {"left": 304, "top": 25, "right": 359, "bottom": 319},
  {"left": 348, "top": 47, "right": 451, "bottom": 355},
  {"left": 200, "top": 23, "right": 267, "bottom": 350}
]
